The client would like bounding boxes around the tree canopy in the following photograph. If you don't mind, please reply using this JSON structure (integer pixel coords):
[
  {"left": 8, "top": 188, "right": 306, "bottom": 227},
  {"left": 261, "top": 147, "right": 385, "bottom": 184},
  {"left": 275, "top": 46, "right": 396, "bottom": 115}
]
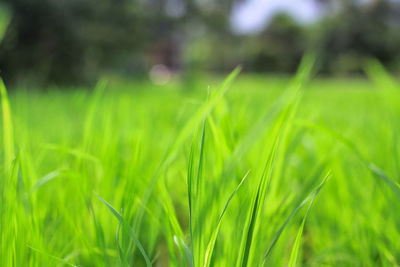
[{"left": 0, "top": 0, "right": 399, "bottom": 86}]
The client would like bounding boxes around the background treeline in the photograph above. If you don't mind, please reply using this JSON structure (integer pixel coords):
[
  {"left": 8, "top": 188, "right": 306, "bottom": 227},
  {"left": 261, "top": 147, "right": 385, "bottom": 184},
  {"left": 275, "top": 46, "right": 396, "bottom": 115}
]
[{"left": 0, "top": 0, "right": 400, "bottom": 86}]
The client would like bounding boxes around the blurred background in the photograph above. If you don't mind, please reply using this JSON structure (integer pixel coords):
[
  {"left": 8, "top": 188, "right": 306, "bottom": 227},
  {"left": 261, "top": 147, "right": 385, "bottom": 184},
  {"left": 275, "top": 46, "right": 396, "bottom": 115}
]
[{"left": 0, "top": 0, "right": 400, "bottom": 87}]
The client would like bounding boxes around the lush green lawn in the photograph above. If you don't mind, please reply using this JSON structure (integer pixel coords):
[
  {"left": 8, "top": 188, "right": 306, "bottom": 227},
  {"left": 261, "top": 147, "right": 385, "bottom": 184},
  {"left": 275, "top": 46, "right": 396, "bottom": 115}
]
[{"left": 1, "top": 59, "right": 400, "bottom": 266}]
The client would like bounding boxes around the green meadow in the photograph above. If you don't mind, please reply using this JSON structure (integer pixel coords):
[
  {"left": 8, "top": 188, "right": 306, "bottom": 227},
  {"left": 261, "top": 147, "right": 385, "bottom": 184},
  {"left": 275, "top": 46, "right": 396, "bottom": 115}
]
[{"left": 1, "top": 57, "right": 400, "bottom": 266}]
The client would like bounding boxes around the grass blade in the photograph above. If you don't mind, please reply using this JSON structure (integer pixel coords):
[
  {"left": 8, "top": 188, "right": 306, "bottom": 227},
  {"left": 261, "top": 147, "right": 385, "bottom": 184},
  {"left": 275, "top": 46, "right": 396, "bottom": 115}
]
[
  {"left": 174, "top": 235, "right": 193, "bottom": 267},
  {"left": 159, "top": 177, "right": 192, "bottom": 266},
  {"left": 28, "top": 245, "right": 77, "bottom": 267},
  {"left": 135, "top": 67, "right": 241, "bottom": 233},
  {"left": 287, "top": 175, "right": 326, "bottom": 267},
  {"left": 299, "top": 122, "right": 400, "bottom": 200},
  {"left": 95, "top": 192, "right": 152, "bottom": 267},
  {"left": 187, "top": 141, "right": 195, "bottom": 264},
  {"left": 236, "top": 53, "right": 315, "bottom": 267},
  {"left": 364, "top": 59, "right": 400, "bottom": 179},
  {"left": 237, "top": 135, "right": 280, "bottom": 267},
  {"left": 288, "top": 215, "right": 306, "bottom": 267},
  {"left": 0, "top": 77, "right": 15, "bottom": 172},
  {"left": 204, "top": 170, "right": 250, "bottom": 267},
  {"left": 30, "top": 169, "right": 67, "bottom": 193},
  {"left": 188, "top": 117, "right": 208, "bottom": 266},
  {"left": 83, "top": 79, "right": 108, "bottom": 149},
  {"left": 261, "top": 173, "right": 330, "bottom": 265},
  {"left": 227, "top": 53, "right": 315, "bottom": 168}
]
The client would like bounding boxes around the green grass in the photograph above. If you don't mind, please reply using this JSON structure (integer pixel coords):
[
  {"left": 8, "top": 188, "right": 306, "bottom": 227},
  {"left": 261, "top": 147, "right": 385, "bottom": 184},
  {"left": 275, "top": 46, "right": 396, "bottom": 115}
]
[{"left": 1, "top": 59, "right": 400, "bottom": 266}]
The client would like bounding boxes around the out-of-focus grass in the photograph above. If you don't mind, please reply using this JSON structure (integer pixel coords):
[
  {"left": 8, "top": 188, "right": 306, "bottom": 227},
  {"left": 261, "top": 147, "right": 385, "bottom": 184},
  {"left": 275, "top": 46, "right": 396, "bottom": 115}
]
[{"left": 1, "top": 60, "right": 400, "bottom": 266}]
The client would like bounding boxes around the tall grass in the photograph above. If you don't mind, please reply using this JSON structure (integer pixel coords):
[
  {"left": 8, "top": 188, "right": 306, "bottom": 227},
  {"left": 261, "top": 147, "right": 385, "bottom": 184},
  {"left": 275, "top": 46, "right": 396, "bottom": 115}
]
[{"left": 1, "top": 57, "right": 400, "bottom": 266}]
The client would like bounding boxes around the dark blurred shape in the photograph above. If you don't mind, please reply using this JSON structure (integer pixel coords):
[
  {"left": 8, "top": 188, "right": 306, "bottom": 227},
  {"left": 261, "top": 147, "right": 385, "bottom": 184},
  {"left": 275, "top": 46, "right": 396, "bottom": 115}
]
[
  {"left": 315, "top": 0, "right": 400, "bottom": 74},
  {"left": 0, "top": 0, "right": 237, "bottom": 86},
  {"left": 247, "top": 14, "right": 307, "bottom": 73},
  {"left": 0, "top": 0, "right": 400, "bottom": 87},
  {"left": 0, "top": 0, "right": 147, "bottom": 86}
]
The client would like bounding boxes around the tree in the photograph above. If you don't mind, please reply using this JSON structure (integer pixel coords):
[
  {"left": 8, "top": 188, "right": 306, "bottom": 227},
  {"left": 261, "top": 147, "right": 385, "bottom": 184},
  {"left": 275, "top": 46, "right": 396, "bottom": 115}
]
[
  {"left": 0, "top": 0, "right": 146, "bottom": 86},
  {"left": 247, "top": 13, "right": 307, "bottom": 73},
  {"left": 314, "top": 0, "right": 400, "bottom": 74}
]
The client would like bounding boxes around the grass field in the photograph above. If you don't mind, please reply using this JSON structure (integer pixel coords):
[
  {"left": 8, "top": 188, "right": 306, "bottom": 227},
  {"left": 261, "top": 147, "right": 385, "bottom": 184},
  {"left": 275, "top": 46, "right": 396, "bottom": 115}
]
[{"left": 1, "top": 57, "right": 400, "bottom": 266}]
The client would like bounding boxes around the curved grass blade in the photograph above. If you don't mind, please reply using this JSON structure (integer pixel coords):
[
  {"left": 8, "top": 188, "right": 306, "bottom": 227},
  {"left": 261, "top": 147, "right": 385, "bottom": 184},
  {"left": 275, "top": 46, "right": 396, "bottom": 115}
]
[
  {"left": 174, "top": 235, "right": 193, "bottom": 267},
  {"left": 204, "top": 170, "right": 250, "bottom": 267},
  {"left": 193, "top": 118, "right": 207, "bottom": 266},
  {"left": 95, "top": 192, "right": 152, "bottom": 267},
  {"left": 261, "top": 172, "right": 330, "bottom": 266},
  {"left": 287, "top": 175, "right": 325, "bottom": 267},
  {"left": 41, "top": 143, "right": 101, "bottom": 163},
  {"left": 236, "top": 54, "right": 315, "bottom": 267},
  {"left": 237, "top": 135, "right": 280, "bottom": 267},
  {"left": 196, "top": 119, "right": 206, "bottom": 195},
  {"left": 162, "top": 216, "right": 179, "bottom": 266},
  {"left": 227, "top": 53, "right": 315, "bottom": 169},
  {"left": 135, "top": 67, "right": 241, "bottom": 233},
  {"left": 28, "top": 245, "right": 77, "bottom": 267},
  {"left": 0, "top": 77, "right": 15, "bottom": 172},
  {"left": 187, "top": 142, "right": 195, "bottom": 264},
  {"left": 237, "top": 90, "right": 304, "bottom": 267},
  {"left": 30, "top": 169, "right": 69, "bottom": 193},
  {"left": 159, "top": 177, "right": 192, "bottom": 266},
  {"left": 116, "top": 221, "right": 126, "bottom": 266},
  {"left": 83, "top": 79, "right": 108, "bottom": 148},
  {"left": 299, "top": 121, "right": 400, "bottom": 200}
]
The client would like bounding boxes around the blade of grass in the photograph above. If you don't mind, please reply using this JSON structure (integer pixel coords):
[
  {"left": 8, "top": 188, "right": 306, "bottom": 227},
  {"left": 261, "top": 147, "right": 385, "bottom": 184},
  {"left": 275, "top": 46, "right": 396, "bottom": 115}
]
[
  {"left": 0, "top": 77, "right": 15, "bottom": 172},
  {"left": 162, "top": 216, "right": 179, "bottom": 266},
  {"left": 236, "top": 134, "right": 280, "bottom": 267},
  {"left": 236, "top": 53, "right": 315, "bottom": 267},
  {"left": 27, "top": 245, "right": 77, "bottom": 267},
  {"left": 30, "top": 169, "right": 69, "bottom": 193},
  {"left": 135, "top": 67, "right": 241, "bottom": 233},
  {"left": 261, "top": 172, "right": 331, "bottom": 266},
  {"left": 95, "top": 192, "right": 152, "bottom": 267},
  {"left": 299, "top": 121, "right": 400, "bottom": 200},
  {"left": 196, "top": 119, "right": 206, "bottom": 195},
  {"left": 187, "top": 142, "right": 195, "bottom": 265},
  {"left": 204, "top": 170, "right": 250, "bottom": 267},
  {"left": 158, "top": 177, "right": 192, "bottom": 266},
  {"left": 364, "top": 59, "right": 400, "bottom": 180},
  {"left": 228, "top": 53, "right": 315, "bottom": 167},
  {"left": 185, "top": 116, "right": 208, "bottom": 267},
  {"left": 116, "top": 221, "right": 125, "bottom": 265},
  {"left": 193, "top": 119, "right": 207, "bottom": 267},
  {"left": 174, "top": 235, "right": 193, "bottom": 267},
  {"left": 287, "top": 175, "right": 326, "bottom": 267},
  {"left": 83, "top": 79, "right": 108, "bottom": 149}
]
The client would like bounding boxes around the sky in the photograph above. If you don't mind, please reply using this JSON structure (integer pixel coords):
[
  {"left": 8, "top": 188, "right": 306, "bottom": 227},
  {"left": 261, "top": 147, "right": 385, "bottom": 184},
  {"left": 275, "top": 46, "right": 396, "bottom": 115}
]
[{"left": 231, "top": 0, "right": 324, "bottom": 34}]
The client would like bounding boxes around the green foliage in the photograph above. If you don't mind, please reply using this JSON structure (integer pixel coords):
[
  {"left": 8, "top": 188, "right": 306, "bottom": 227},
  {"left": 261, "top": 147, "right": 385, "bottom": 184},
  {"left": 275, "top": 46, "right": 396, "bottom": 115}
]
[
  {"left": 2, "top": 0, "right": 400, "bottom": 86},
  {"left": 0, "top": 0, "right": 149, "bottom": 85}
]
